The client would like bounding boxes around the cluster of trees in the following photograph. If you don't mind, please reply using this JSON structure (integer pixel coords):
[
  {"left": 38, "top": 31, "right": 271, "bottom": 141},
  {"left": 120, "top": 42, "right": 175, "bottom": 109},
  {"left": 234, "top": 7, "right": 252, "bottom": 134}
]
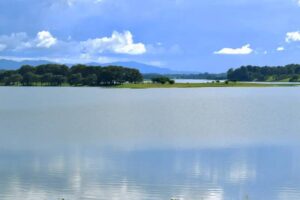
[
  {"left": 227, "top": 64, "right": 300, "bottom": 82},
  {"left": 151, "top": 76, "right": 175, "bottom": 84},
  {"left": 0, "top": 64, "right": 143, "bottom": 86}
]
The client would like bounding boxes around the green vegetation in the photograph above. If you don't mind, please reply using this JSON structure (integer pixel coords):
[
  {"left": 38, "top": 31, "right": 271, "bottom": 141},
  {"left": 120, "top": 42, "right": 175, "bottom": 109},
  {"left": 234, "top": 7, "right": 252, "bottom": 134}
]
[
  {"left": 228, "top": 64, "right": 300, "bottom": 82},
  {"left": 151, "top": 76, "right": 175, "bottom": 84},
  {"left": 0, "top": 64, "right": 143, "bottom": 86},
  {"left": 1, "top": 63, "right": 300, "bottom": 88},
  {"left": 115, "top": 81, "right": 300, "bottom": 89}
]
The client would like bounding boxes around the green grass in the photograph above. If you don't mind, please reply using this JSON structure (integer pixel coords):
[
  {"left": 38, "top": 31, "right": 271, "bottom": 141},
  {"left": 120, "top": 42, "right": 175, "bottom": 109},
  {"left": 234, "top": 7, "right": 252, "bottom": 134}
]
[
  {"left": 114, "top": 82, "right": 300, "bottom": 89},
  {"left": 277, "top": 78, "right": 291, "bottom": 82},
  {"left": 260, "top": 76, "right": 293, "bottom": 82},
  {"left": 265, "top": 76, "right": 275, "bottom": 82}
]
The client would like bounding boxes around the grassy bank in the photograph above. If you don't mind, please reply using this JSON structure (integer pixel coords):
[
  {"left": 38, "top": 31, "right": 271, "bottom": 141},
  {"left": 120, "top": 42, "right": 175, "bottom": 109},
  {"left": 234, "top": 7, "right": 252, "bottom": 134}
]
[{"left": 115, "top": 82, "right": 300, "bottom": 89}]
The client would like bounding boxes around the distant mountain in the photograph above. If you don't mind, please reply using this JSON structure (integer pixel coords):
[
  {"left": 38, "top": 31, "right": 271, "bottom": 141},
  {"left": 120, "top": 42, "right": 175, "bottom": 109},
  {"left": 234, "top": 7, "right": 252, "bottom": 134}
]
[
  {"left": 0, "top": 59, "right": 175, "bottom": 74},
  {"left": 0, "top": 59, "right": 52, "bottom": 70}
]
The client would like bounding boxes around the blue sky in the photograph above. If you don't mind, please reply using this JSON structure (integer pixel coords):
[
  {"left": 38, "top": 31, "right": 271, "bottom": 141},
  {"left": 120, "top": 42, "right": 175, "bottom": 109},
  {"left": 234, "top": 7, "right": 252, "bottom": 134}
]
[{"left": 1, "top": 0, "right": 300, "bottom": 72}]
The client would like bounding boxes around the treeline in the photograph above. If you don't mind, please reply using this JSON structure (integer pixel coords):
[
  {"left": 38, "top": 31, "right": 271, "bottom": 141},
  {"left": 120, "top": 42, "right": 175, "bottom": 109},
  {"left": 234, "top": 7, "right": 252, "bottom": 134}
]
[
  {"left": 143, "top": 73, "right": 226, "bottom": 80},
  {"left": 0, "top": 64, "right": 143, "bottom": 86},
  {"left": 168, "top": 72, "right": 227, "bottom": 80},
  {"left": 228, "top": 64, "right": 300, "bottom": 82}
]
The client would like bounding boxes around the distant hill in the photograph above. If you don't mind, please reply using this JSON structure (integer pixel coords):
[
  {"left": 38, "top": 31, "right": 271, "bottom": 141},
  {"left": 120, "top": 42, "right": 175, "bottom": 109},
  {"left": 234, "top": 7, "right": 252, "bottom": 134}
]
[
  {"left": 0, "top": 59, "right": 52, "bottom": 70},
  {"left": 0, "top": 59, "right": 175, "bottom": 74}
]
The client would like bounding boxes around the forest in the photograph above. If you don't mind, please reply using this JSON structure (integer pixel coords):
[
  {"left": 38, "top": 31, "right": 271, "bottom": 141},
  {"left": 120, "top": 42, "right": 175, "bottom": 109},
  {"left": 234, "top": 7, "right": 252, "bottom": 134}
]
[
  {"left": 0, "top": 64, "right": 143, "bottom": 86},
  {"left": 227, "top": 64, "right": 300, "bottom": 82}
]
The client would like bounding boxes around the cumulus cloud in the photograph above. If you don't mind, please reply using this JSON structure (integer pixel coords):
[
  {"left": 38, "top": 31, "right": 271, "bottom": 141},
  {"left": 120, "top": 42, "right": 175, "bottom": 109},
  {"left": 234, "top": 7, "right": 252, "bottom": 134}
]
[
  {"left": 0, "top": 31, "right": 57, "bottom": 50},
  {"left": 276, "top": 46, "right": 285, "bottom": 51},
  {"left": 0, "top": 30, "right": 148, "bottom": 63},
  {"left": 81, "top": 31, "right": 146, "bottom": 55},
  {"left": 0, "top": 30, "right": 146, "bottom": 56},
  {"left": 36, "top": 31, "right": 57, "bottom": 48},
  {"left": 285, "top": 31, "right": 300, "bottom": 43},
  {"left": 214, "top": 44, "right": 253, "bottom": 55}
]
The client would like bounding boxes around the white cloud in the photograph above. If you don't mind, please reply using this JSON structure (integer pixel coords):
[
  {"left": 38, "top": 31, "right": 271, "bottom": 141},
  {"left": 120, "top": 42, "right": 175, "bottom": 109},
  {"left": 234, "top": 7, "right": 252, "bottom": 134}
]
[
  {"left": 0, "top": 44, "right": 6, "bottom": 51},
  {"left": 276, "top": 46, "right": 285, "bottom": 51},
  {"left": 0, "top": 31, "right": 57, "bottom": 50},
  {"left": 285, "top": 31, "right": 300, "bottom": 43},
  {"left": 214, "top": 44, "right": 253, "bottom": 55},
  {"left": 81, "top": 31, "right": 146, "bottom": 55},
  {"left": 36, "top": 31, "right": 57, "bottom": 48},
  {"left": 0, "top": 30, "right": 148, "bottom": 63},
  {"left": 65, "top": 0, "right": 103, "bottom": 7},
  {"left": 0, "top": 32, "right": 30, "bottom": 50}
]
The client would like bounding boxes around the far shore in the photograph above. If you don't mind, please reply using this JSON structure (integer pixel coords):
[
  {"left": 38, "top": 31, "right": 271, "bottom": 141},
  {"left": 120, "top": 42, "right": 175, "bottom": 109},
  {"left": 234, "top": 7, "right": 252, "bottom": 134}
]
[
  {"left": 1, "top": 82, "right": 300, "bottom": 89},
  {"left": 115, "top": 82, "right": 300, "bottom": 88}
]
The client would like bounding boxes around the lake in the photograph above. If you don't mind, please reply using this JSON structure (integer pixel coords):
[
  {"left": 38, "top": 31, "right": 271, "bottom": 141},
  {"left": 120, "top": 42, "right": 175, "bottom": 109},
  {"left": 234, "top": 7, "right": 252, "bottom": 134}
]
[{"left": 0, "top": 87, "right": 300, "bottom": 200}]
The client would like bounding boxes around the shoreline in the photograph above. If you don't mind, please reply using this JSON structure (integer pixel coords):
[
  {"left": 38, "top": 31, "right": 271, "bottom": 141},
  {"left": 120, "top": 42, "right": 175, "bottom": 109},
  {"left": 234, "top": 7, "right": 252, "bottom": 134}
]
[
  {"left": 1, "top": 82, "right": 300, "bottom": 89},
  {"left": 115, "top": 82, "right": 300, "bottom": 89}
]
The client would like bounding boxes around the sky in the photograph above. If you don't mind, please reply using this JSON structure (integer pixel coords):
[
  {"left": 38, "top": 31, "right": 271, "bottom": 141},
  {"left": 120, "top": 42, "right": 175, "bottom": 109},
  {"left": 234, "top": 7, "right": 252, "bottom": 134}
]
[{"left": 1, "top": 0, "right": 300, "bottom": 72}]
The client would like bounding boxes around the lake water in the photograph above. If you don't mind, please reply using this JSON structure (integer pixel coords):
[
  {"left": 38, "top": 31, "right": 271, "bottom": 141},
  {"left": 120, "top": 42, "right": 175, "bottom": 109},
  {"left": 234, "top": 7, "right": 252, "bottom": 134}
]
[{"left": 0, "top": 87, "right": 300, "bottom": 200}]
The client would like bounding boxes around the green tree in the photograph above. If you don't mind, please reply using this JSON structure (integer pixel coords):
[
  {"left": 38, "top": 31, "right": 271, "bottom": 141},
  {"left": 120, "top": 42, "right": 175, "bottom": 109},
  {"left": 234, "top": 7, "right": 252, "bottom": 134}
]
[
  {"left": 9, "top": 74, "right": 23, "bottom": 85},
  {"left": 83, "top": 74, "right": 98, "bottom": 86},
  {"left": 22, "top": 72, "right": 39, "bottom": 86},
  {"left": 18, "top": 65, "right": 36, "bottom": 75},
  {"left": 151, "top": 76, "right": 173, "bottom": 84},
  {"left": 51, "top": 75, "right": 66, "bottom": 86},
  {"left": 68, "top": 73, "right": 83, "bottom": 86},
  {"left": 168, "top": 79, "right": 175, "bottom": 84},
  {"left": 290, "top": 75, "right": 299, "bottom": 82},
  {"left": 41, "top": 73, "right": 53, "bottom": 86},
  {"left": 35, "top": 64, "right": 69, "bottom": 76},
  {"left": 125, "top": 68, "right": 143, "bottom": 83}
]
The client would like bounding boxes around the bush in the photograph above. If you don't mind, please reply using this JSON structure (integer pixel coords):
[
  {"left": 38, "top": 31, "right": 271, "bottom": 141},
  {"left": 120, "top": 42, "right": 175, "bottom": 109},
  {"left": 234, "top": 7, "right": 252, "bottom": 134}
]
[
  {"left": 151, "top": 76, "right": 175, "bottom": 84},
  {"left": 168, "top": 79, "right": 175, "bottom": 84}
]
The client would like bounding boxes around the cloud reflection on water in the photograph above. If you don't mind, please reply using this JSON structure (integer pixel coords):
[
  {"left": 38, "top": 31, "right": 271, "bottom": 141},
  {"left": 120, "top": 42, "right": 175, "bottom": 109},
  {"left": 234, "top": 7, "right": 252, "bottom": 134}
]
[{"left": 0, "top": 147, "right": 299, "bottom": 200}]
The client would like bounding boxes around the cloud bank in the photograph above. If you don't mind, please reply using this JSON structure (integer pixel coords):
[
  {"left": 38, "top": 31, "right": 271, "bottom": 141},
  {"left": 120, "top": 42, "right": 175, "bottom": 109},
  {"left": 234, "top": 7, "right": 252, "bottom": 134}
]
[{"left": 0, "top": 30, "right": 146, "bottom": 55}]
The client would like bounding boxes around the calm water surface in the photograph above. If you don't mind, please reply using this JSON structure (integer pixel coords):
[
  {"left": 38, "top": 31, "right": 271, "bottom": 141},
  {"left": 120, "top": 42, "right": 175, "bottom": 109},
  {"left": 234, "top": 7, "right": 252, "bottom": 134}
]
[{"left": 0, "top": 87, "right": 300, "bottom": 200}]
